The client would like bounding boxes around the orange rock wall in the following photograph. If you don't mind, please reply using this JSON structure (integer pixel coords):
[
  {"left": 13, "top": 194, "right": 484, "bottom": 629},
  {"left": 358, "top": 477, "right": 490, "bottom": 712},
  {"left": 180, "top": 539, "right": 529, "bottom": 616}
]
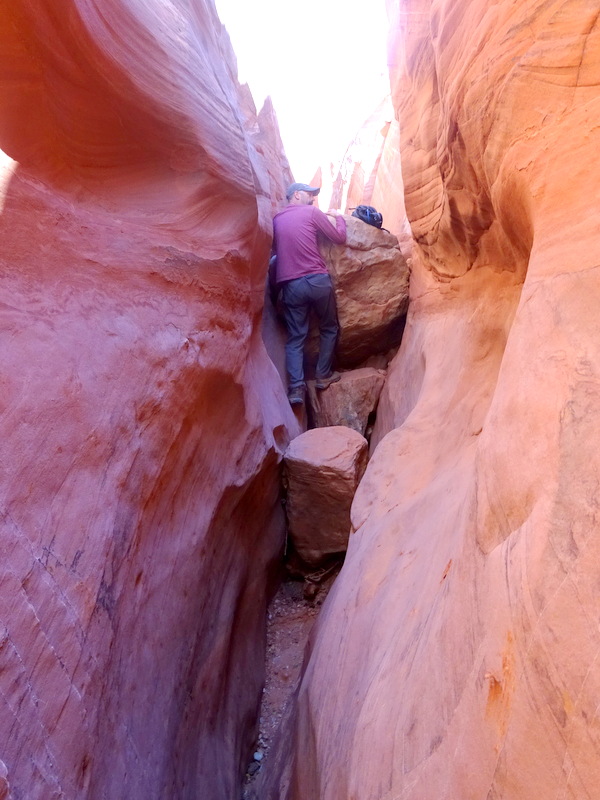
[
  {"left": 262, "top": 1, "right": 600, "bottom": 798},
  {"left": 0, "top": 1, "right": 296, "bottom": 798},
  {"left": 324, "top": 99, "right": 411, "bottom": 249}
]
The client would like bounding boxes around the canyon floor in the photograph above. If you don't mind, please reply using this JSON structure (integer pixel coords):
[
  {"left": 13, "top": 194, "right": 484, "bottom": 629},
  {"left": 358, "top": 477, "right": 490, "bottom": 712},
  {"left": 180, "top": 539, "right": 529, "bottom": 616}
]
[{"left": 241, "top": 565, "right": 341, "bottom": 799}]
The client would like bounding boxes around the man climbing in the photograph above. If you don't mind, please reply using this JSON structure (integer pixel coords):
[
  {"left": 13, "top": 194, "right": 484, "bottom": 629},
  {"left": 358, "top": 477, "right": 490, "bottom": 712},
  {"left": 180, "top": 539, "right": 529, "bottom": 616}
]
[{"left": 271, "top": 182, "right": 347, "bottom": 406}]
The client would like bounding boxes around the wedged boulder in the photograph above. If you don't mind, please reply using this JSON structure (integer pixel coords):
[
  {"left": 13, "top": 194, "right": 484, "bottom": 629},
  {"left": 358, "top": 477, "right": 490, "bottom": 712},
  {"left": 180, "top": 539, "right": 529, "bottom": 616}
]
[
  {"left": 283, "top": 427, "right": 368, "bottom": 568},
  {"left": 321, "top": 215, "right": 409, "bottom": 367},
  {"left": 311, "top": 368, "right": 386, "bottom": 436}
]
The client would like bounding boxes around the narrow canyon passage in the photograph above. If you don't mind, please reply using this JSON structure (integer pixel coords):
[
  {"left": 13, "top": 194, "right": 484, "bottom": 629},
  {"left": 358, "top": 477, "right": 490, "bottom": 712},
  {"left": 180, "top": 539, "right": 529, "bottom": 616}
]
[
  {"left": 3, "top": 1, "right": 600, "bottom": 799},
  {"left": 241, "top": 568, "right": 341, "bottom": 799},
  {"left": 0, "top": 0, "right": 405, "bottom": 795}
]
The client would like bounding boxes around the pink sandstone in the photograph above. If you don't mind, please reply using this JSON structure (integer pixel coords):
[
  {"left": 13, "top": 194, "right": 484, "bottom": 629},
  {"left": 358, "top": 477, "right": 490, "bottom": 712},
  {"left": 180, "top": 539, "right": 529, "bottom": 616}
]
[
  {"left": 259, "top": 1, "right": 600, "bottom": 798},
  {"left": 0, "top": 1, "right": 297, "bottom": 799},
  {"left": 283, "top": 427, "right": 368, "bottom": 568},
  {"left": 327, "top": 97, "right": 412, "bottom": 254},
  {"left": 321, "top": 215, "right": 409, "bottom": 367},
  {"left": 311, "top": 367, "right": 386, "bottom": 437}
]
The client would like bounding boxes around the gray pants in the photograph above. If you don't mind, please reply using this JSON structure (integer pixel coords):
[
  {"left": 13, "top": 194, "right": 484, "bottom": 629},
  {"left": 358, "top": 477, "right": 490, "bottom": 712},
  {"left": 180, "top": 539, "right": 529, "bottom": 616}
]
[{"left": 280, "top": 274, "right": 339, "bottom": 389}]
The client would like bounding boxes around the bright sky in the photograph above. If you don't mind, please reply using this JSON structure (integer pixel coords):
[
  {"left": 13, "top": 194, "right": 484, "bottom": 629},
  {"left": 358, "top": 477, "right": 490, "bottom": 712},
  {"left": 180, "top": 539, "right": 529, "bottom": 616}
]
[{"left": 213, "top": 0, "right": 391, "bottom": 181}]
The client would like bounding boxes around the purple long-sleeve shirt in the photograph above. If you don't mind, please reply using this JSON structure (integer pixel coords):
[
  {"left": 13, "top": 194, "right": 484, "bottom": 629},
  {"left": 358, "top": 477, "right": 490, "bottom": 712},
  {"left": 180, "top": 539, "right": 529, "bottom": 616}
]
[{"left": 272, "top": 204, "right": 347, "bottom": 284}]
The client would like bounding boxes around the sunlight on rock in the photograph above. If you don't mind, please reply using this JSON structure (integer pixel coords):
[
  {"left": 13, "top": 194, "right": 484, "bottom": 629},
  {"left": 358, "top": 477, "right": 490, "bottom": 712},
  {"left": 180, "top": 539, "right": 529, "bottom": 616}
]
[{"left": 0, "top": 150, "right": 17, "bottom": 213}]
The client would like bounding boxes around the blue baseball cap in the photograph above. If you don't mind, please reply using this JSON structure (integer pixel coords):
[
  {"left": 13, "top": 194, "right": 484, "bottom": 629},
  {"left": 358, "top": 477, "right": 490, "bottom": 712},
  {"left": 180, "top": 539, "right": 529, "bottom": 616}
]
[{"left": 286, "top": 182, "right": 321, "bottom": 200}]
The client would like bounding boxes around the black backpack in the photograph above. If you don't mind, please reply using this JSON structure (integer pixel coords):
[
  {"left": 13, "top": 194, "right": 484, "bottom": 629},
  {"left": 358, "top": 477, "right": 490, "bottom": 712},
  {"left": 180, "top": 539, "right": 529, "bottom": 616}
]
[{"left": 352, "top": 205, "right": 383, "bottom": 229}]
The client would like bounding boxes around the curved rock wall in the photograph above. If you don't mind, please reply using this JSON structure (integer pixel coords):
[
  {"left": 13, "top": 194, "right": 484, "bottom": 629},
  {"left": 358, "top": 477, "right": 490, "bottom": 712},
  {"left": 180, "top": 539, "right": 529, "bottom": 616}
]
[
  {"left": 261, "top": 1, "right": 600, "bottom": 798},
  {"left": 0, "top": 2, "right": 296, "bottom": 798}
]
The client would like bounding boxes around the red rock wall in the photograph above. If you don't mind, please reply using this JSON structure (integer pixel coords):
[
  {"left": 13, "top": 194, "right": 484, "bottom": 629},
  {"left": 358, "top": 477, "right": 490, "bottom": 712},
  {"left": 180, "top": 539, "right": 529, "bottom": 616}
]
[
  {"left": 261, "top": 1, "right": 600, "bottom": 797},
  {"left": 327, "top": 98, "right": 393, "bottom": 215},
  {"left": 0, "top": 1, "right": 296, "bottom": 798},
  {"left": 325, "top": 99, "right": 412, "bottom": 250}
]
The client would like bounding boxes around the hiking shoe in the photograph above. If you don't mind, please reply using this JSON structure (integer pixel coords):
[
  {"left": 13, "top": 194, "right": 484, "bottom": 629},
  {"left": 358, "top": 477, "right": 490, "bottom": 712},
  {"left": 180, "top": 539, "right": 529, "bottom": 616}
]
[
  {"left": 315, "top": 371, "right": 341, "bottom": 390},
  {"left": 288, "top": 386, "right": 305, "bottom": 406}
]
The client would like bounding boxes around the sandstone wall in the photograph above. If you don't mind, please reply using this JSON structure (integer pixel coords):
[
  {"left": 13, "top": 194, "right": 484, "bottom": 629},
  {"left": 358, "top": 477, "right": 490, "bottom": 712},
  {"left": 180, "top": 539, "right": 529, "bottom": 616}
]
[
  {"left": 0, "top": 2, "right": 296, "bottom": 798},
  {"left": 261, "top": 1, "right": 600, "bottom": 797},
  {"left": 324, "top": 98, "right": 412, "bottom": 252}
]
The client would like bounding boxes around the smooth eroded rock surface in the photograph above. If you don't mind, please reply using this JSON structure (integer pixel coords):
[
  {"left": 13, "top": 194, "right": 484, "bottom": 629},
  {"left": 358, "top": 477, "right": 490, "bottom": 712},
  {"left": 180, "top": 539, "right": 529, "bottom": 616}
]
[
  {"left": 283, "top": 427, "right": 368, "bottom": 568},
  {"left": 260, "top": 1, "right": 600, "bottom": 799},
  {"left": 0, "top": 2, "right": 296, "bottom": 799}
]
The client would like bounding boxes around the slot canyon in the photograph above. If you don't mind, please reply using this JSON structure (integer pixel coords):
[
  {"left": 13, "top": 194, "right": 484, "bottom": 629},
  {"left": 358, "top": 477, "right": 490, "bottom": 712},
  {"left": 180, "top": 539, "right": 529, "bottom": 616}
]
[{"left": 1, "top": 1, "right": 600, "bottom": 799}]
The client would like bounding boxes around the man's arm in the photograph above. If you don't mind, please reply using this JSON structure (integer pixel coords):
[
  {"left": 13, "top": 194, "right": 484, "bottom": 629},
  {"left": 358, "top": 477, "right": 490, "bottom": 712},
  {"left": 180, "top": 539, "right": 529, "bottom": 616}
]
[{"left": 312, "top": 207, "right": 347, "bottom": 244}]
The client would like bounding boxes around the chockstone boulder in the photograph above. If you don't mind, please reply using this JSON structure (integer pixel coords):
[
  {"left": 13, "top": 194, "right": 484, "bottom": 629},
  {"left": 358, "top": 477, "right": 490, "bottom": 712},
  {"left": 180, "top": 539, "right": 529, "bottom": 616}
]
[
  {"left": 310, "top": 367, "right": 386, "bottom": 437},
  {"left": 320, "top": 214, "right": 409, "bottom": 367},
  {"left": 283, "top": 427, "right": 368, "bottom": 569}
]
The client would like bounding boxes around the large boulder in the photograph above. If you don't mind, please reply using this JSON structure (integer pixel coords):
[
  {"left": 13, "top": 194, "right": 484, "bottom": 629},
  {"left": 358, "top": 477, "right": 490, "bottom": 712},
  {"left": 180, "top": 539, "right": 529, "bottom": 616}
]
[
  {"left": 310, "top": 368, "right": 386, "bottom": 436},
  {"left": 320, "top": 215, "right": 409, "bottom": 366},
  {"left": 283, "top": 427, "right": 368, "bottom": 568}
]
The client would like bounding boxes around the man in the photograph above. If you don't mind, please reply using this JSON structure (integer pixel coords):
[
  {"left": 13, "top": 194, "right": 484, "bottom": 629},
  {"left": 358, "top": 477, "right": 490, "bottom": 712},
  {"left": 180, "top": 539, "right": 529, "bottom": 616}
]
[{"left": 271, "top": 182, "right": 347, "bottom": 406}]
